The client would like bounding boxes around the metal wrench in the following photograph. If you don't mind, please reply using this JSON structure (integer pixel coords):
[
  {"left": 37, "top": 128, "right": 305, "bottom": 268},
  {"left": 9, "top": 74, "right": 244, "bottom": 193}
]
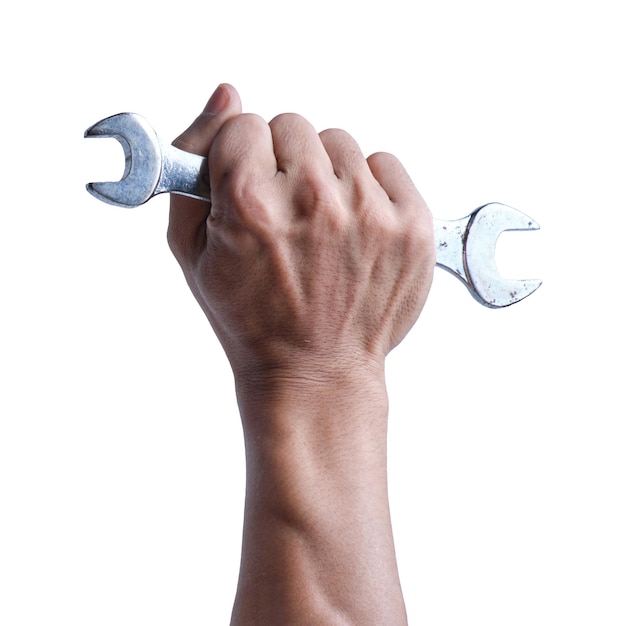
[{"left": 85, "top": 112, "right": 542, "bottom": 308}]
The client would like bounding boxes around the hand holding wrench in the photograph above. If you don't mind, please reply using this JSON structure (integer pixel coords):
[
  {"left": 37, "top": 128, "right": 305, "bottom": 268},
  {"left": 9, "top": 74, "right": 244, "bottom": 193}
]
[{"left": 84, "top": 112, "right": 542, "bottom": 308}]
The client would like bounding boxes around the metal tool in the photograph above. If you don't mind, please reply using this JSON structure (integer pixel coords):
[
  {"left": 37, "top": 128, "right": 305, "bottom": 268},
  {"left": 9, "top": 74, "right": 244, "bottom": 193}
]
[{"left": 85, "top": 112, "right": 542, "bottom": 308}]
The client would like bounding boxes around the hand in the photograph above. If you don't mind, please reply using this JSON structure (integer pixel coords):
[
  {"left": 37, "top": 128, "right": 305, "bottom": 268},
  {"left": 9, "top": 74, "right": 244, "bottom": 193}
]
[
  {"left": 167, "top": 84, "right": 435, "bottom": 625},
  {"left": 168, "top": 84, "right": 435, "bottom": 389}
]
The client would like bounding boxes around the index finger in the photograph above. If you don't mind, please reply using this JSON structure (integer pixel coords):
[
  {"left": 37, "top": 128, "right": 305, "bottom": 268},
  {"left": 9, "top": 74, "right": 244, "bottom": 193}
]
[{"left": 167, "top": 83, "right": 243, "bottom": 259}]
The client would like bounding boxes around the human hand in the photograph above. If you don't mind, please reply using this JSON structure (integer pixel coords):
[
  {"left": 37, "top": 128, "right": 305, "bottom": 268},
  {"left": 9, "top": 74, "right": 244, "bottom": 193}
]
[
  {"left": 168, "top": 84, "right": 435, "bottom": 389},
  {"left": 167, "top": 83, "right": 435, "bottom": 624}
]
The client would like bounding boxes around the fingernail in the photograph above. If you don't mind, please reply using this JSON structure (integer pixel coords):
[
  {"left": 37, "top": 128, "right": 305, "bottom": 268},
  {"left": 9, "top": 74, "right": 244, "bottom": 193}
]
[{"left": 203, "top": 84, "right": 229, "bottom": 115}]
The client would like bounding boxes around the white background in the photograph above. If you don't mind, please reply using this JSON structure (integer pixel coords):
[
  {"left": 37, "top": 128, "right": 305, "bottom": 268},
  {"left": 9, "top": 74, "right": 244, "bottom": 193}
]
[{"left": 1, "top": 1, "right": 625, "bottom": 624}]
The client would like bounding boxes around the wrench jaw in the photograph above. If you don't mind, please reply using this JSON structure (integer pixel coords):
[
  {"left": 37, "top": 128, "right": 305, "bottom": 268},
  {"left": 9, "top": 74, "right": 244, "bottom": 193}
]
[
  {"left": 84, "top": 113, "right": 163, "bottom": 208},
  {"left": 464, "top": 203, "right": 542, "bottom": 308}
]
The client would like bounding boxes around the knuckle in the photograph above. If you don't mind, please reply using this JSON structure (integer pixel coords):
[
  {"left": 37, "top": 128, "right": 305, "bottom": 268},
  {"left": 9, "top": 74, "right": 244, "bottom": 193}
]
[
  {"left": 318, "top": 127, "right": 353, "bottom": 144},
  {"left": 294, "top": 170, "right": 345, "bottom": 219},
  {"left": 224, "top": 111, "right": 266, "bottom": 133},
  {"left": 269, "top": 112, "right": 309, "bottom": 130},
  {"left": 212, "top": 113, "right": 267, "bottom": 157},
  {"left": 369, "top": 201, "right": 433, "bottom": 258},
  {"left": 368, "top": 150, "right": 398, "bottom": 168},
  {"left": 215, "top": 178, "right": 275, "bottom": 232}
]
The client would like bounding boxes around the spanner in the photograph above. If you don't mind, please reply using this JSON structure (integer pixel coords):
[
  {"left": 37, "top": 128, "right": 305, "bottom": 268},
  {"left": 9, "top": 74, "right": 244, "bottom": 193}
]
[{"left": 85, "top": 112, "right": 542, "bottom": 308}]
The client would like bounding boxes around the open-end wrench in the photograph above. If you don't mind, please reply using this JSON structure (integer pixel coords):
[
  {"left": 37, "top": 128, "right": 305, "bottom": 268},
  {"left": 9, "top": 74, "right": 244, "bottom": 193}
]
[{"left": 85, "top": 112, "right": 542, "bottom": 308}]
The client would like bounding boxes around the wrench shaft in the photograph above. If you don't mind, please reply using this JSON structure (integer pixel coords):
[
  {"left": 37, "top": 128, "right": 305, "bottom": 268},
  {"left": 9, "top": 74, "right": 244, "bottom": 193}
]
[
  {"left": 156, "top": 146, "right": 211, "bottom": 201},
  {"left": 434, "top": 216, "right": 471, "bottom": 288}
]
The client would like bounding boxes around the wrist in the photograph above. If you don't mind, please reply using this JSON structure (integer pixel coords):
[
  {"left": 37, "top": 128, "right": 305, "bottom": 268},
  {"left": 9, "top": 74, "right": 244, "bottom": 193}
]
[
  {"left": 233, "top": 354, "right": 388, "bottom": 448},
  {"left": 231, "top": 363, "right": 407, "bottom": 624}
]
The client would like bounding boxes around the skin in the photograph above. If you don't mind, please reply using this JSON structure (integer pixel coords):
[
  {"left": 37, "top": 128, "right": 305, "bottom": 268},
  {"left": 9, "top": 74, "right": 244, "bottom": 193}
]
[{"left": 168, "top": 83, "right": 435, "bottom": 625}]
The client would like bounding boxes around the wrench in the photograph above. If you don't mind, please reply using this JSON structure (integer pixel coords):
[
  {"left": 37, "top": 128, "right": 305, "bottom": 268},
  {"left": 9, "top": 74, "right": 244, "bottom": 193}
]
[{"left": 85, "top": 112, "right": 542, "bottom": 308}]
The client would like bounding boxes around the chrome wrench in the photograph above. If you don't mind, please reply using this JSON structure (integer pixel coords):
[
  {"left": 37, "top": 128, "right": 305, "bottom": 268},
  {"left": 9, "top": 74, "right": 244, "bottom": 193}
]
[{"left": 85, "top": 112, "right": 542, "bottom": 308}]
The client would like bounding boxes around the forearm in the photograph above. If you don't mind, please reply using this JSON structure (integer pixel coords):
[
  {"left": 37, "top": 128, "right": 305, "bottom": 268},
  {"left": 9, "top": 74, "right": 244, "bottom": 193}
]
[
  {"left": 231, "top": 371, "right": 407, "bottom": 625},
  {"left": 167, "top": 83, "right": 434, "bottom": 624}
]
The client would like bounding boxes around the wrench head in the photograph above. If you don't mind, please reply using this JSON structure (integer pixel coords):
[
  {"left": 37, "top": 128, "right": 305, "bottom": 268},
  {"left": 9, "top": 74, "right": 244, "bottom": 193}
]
[
  {"left": 84, "top": 113, "right": 162, "bottom": 208},
  {"left": 465, "top": 203, "right": 542, "bottom": 308}
]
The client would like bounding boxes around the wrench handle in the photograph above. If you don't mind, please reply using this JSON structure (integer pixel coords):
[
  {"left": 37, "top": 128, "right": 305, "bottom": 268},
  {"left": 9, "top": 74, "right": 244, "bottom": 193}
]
[
  {"left": 157, "top": 146, "right": 211, "bottom": 202},
  {"left": 433, "top": 216, "right": 471, "bottom": 289}
]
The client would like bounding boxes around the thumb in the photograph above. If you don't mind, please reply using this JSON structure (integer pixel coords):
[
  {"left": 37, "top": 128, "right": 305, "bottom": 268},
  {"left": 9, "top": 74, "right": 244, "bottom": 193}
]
[
  {"left": 168, "top": 83, "right": 242, "bottom": 258},
  {"left": 173, "top": 83, "right": 242, "bottom": 155}
]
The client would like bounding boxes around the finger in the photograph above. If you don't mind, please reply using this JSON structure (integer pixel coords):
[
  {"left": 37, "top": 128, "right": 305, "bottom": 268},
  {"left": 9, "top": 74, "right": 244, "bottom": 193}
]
[
  {"left": 318, "top": 128, "right": 369, "bottom": 181},
  {"left": 168, "top": 83, "right": 242, "bottom": 259},
  {"left": 366, "top": 151, "right": 424, "bottom": 207},
  {"left": 269, "top": 113, "right": 334, "bottom": 177},
  {"left": 207, "top": 112, "right": 278, "bottom": 194}
]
